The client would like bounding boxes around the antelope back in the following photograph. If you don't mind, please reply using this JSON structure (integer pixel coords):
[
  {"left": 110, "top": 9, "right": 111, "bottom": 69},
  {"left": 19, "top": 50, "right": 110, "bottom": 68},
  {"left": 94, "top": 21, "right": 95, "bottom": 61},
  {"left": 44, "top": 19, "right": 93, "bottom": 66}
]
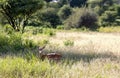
[{"left": 47, "top": 53, "right": 62, "bottom": 60}]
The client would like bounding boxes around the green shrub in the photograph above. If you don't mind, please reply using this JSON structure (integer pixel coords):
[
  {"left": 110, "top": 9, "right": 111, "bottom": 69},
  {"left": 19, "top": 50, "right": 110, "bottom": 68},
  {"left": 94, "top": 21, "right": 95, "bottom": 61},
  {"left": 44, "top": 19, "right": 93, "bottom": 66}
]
[
  {"left": 23, "top": 39, "right": 37, "bottom": 49},
  {"left": 80, "top": 8, "right": 98, "bottom": 30},
  {"left": 0, "top": 32, "right": 9, "bottom": 52},
  {"left": 0, "top": 32, "right": 24, "bottom": 52},
  {"left": 58, "top": 5, "right": 73, "bottom": 20},
  {"left": 43, "top": 28, "right": 56, "bottom": 36},
  {"left": 38, "top": 39, "right": 49, "bottom": 46},
  {"left": 116, "top": 5, "right": 120, "bottom": 16},
  {"left": 38, "top": 8, "right": 62, "bottom": 28},
  {"left": 64, "top": 7, "right": 98, "bottom": 30},
  {"left": 0, "top": 31, "right": 37, "bottom": 53},
  {"left": 100, "top": 11, "right": 117, "bottom": 26},
  {"left": 56, "top": 25, "right": 64, "bottom": 30},
  {"left": 8, "top": 33, "right": 24, "bottom": 51},
  {"left": 32, "top": 27, "right": 44, "bottom": 35},
  {"left": 4, "top": 24, "right": 14, "bottom": 34},
  {"left": 63, "top": 39, "right": 74, "bottom": 46},
  {"left": 32, "top": 29, "right": 38, "bottom": 35}
]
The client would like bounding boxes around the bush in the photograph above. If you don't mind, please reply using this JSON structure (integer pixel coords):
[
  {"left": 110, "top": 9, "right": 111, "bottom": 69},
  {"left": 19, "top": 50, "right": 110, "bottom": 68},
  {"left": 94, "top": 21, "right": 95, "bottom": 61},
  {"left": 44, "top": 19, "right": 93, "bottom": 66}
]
[
  {"left": 43, "top": 28, "right": 56, "bottom": 36},
  {"left": 80, "top": 8, "right": 98, "bottom": 30},
  {"left": 0, "top": 32, "right": 24, "bottom": 52},
  {"left": 0, "top": 32, "right": 9, "bottom": 52},
  {"left": 38, "top": 39, "right": 49, "bottom": 46},
  {"left": 63, "top": 39, "right": 74, "bottom": 46},
  {"left": 100, "top": 11, "right": 117, "bottom": 26},
  {"left": 65, "top": 7, "right": 98, "bottom": 30},
  {"left": 116, "top": 5, "right": 120, "bottom": 16},
  {"left": 58, "top": 5, "right": 73, "bottom": 20},
  {"left": 23, "top": 39, "right": 37, "bottom": 49},
  {"left": 38, "top": 8, "right": 62, "bottom": 28},
  {"left": 32, "top": 27, "right": 43, "bottom": 35},
  {"left": 8, "top": 33, "right": 24, "bottom": 51},
  {"left": 3, "top": 24, "right": 14, "bottom": 34},
  {"left": 0, "top": 31, "right": 37, "bottom": 53},
  {"left": 56, "top": 25, "right": 64, "bottom": 30}
]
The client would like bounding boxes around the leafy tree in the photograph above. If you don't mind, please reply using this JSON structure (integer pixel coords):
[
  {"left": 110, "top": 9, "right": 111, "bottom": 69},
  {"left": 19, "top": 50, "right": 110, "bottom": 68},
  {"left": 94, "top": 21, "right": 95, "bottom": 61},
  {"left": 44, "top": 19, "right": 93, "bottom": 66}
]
[
  {"left": 0, "top": 0, "right": 44, "bottom": 32},
  {"left": 65, "top": 8, "right": 98, "bottom": 30},
  {"left": 87, "top": 0, "right": 116, "bottom": 15},
  {"left": 58, "top": 0, "right": 69, "bottom": 7},
  {"left": 58, "top": 5, "right": 73, "bottom": 21},
  {"left": 38, "top": 8, "right": 61, "bottom": 28},
  {"left": 48, "top": 2, "right": 60, "bottom": 9},
  {"left": 99, "top": 5, "right": 120, "bottom": 26},
  {"left": 87, "top": 0, "right": 116, "bottom": 7},
  {"left": 70, "top": 0, "right": 87, "bottom": 7}
]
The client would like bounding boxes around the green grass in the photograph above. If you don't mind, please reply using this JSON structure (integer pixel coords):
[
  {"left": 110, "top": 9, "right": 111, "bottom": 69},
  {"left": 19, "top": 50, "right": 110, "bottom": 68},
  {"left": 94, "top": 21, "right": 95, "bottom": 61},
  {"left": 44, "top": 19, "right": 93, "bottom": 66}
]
[
  {"left": 0, "top": 55, "right": 119, "bottom": 78},
  {"left": 63, "top": 39, "right": 74, "bottom": 46}
]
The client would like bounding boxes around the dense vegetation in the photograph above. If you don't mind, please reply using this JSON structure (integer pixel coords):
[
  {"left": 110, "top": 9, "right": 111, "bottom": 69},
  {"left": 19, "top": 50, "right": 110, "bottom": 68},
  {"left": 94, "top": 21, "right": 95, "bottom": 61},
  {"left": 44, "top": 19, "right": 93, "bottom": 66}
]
[
  {"left": 0, "top": 0, "right": 120, "bottom": 31},
  {"left": 0, "top": 0, "right": 120, "bottom": 78}
]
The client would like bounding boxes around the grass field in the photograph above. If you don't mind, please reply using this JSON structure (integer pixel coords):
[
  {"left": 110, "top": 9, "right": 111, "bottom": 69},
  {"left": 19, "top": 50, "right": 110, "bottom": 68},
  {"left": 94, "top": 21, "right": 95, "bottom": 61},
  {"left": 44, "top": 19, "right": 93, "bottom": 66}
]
[{"left": 0, "top": 30, "right": 120, "bottom": 78}]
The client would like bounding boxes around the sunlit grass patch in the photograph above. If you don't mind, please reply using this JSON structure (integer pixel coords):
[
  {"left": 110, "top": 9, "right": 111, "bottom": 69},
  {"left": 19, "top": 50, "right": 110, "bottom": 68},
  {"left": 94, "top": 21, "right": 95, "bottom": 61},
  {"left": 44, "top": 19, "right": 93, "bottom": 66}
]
[
  {"left": 98, "top": 26, "right": 120, "bottom": 33},
  {"left": 0, "top": 56, "right": 120, "bottom": 78}
]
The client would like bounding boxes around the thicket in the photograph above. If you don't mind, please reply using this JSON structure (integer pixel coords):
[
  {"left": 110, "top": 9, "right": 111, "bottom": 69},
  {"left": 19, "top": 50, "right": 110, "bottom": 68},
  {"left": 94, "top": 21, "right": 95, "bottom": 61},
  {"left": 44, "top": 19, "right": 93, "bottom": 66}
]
[
  {"left": 58, "top": 5, "right": 73, "bottom": 21},
  {"left": 64, "top": 8, "right": 98, "bottom": 30},
  {"left": 38, "top": 8, "right": 62, "bottom": 28},
  {"left": 0, "top": 26, "right": 37, "bottom": 53},
  {"left": 0, "top": 0, "right": 120, "bottom": 32},
  {"left": 88, "top": 0, "right": 120, "bottom": 27}
]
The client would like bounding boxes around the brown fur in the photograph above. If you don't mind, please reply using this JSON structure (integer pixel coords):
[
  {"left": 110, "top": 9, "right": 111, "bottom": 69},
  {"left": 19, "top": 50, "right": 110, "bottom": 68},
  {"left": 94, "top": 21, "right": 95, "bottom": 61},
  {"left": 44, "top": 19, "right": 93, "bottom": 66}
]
[{"left": 38, "top": 46, "right": 62, "bottom": 61}]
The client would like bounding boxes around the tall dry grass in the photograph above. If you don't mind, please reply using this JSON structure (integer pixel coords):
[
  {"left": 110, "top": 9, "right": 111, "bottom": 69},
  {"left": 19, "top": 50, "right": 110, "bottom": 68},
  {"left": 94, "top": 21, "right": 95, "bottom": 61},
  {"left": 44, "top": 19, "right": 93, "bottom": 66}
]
[{"left": 0, "top": 31, "right": 120, "bottom": 78}]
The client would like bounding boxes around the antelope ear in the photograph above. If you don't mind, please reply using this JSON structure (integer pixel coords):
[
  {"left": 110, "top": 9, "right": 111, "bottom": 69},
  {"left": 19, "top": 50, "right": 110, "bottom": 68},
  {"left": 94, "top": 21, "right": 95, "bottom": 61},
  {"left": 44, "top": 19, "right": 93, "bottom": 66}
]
[{"left": 39, "top": 45, "right": 46, "bottom": 51}]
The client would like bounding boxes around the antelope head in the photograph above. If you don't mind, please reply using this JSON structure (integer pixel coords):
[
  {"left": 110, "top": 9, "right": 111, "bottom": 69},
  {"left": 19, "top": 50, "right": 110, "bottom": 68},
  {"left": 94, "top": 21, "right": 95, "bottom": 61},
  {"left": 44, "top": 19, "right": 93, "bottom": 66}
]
[{"left": 38, "top": 45, "right": 46, "bottom": 54}]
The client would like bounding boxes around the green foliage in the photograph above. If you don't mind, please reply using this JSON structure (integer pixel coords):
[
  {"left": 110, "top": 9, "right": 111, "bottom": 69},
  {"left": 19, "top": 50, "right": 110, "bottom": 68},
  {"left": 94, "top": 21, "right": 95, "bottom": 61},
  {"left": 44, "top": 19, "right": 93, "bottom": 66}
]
[
  {"left": 100, "top": 11, "right": 117, "bottom": 26},
  {"left": 79, "top": 8, "right": 98, "bottom": 30},
  {"left": 48, "top": 2, "right": 60, "bottom": 8},
  {"left": 43, "top": 28, "right": 56, "bottom": 36},
  {"left": 63, "top": 39, "right": 74, "bottom": 46},
  {"left": 0, "top": 57, "right": 51, "bottom": 78},
  {"left": 38, "top": 8, "right": 61, "bottom": 28},
  {"left": 58, "top": 5, "right": 73, "bottom": 20},
  {"left": 8, "top": 33, "right": 24, "bottom": 51},
  {"left": 3, "top": 24, "right": 14, "bottom": 34},
  {"left": 23, "top": 39, "right": 36, "bottom": 49},
  {"left": 0, "top": 0, "right": 44, "bottom": 32},
  {"left": 98, "top": 4, "right": 120, "bottom": 26},
  {"left": 56, "top": 25, "right": 64, "bottom": 30},
  {"left": 70, "top": 0, "right": 87, "bottom": 7},
  {"left": 41, "top": 22, "right": 52, "bottom": 28},
  {"left": 38, "top": 39, "right": 49, "bottom": 46},
  {"left": 116, "top": 5, "right": 120, "bottom": 16},
  {"left": 32, "top": 27, "right": 43, "bottom": 35},
  {"left": 0, "top": 32, "right": 23, "bottom": 52},
  {"left": 87, "top": 0, "right": 115, "bottom": 8},
  {"left": 87, "top": 0, "right": 116, "bottom": 15},
  {"left": 0, "top": 12, "right": 7, "bottom": 25},
  {"left": 0, "top": 30, "right": 37, "bottom": 53},
  {"left": 65, "top": 7, "right": 98, "bottom": 30},
  {"left": 0, "top": 32, "right": 9, "bottom": 50},
  {"left": 58, "top": 0, "right": 69, "bottom": 7},
  {"left": 31, "top": 27, "right": 56, "bottom": 36}
]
